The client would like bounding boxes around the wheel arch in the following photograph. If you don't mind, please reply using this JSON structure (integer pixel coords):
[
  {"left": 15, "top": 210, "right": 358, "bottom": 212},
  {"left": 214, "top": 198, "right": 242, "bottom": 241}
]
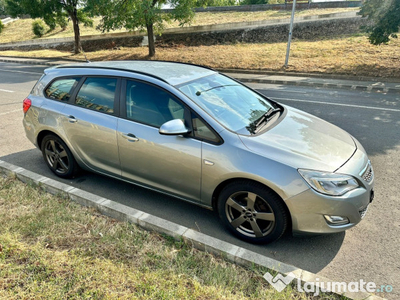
[
  {"left": 37, "top": 130, "right": 62, "bottom": 150},
  {"left": 37, "top": 129, "right": 86, "bottom": 170},
  {"left": 211, "top": 178, "right": 292, "bottom": 231}
]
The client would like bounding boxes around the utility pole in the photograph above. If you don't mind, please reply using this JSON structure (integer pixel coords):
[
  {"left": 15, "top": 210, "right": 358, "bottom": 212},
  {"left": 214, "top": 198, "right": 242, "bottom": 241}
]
[{"left": 285, "top": 0, "right": 297, "bottom": 67}]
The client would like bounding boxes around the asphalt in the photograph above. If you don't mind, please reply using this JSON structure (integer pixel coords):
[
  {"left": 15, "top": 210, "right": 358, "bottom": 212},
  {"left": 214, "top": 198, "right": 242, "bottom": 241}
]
[{"left": 1, "top": 55, "right": 400, "bottom": 94}]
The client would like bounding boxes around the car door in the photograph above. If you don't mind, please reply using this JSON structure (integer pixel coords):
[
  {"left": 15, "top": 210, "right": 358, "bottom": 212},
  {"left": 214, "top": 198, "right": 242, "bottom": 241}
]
[
  {"left": 117, "top": 79, "right": 202, "bottom": 201},
  {"left": 61, "top": 76, "right": 121, "bottom": 176}
]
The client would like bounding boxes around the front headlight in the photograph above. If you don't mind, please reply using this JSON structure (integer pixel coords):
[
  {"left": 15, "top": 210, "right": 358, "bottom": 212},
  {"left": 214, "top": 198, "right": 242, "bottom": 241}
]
[{"left": 298, "top": 169, "right": 359, "bottom": 196}]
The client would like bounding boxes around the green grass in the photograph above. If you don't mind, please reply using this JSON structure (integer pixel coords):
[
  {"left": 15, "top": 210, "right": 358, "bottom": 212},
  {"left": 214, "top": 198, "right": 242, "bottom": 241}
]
[{"left": 0, "top": 176, "right": 345, "bottom": 299}]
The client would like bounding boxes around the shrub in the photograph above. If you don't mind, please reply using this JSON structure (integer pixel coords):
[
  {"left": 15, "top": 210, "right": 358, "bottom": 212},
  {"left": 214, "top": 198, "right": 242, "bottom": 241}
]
[
  {"left": 32, "top": 19, "right": 46, "bottom": 37},
  {"left": 0, "top": 20, "right": 4, "bottom": 34},
  {"left": 56, "top": 15, "right": 68, "bottom": 30}
]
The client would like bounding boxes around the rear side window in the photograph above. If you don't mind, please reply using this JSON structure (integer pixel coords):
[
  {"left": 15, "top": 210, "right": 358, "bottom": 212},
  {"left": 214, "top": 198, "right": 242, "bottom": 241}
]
[
  {"left": 75, "top": 77, "right": 117, "bottom": 114},
  {"left": 45, "top": 77, "right": 80, "bottom": 101}
]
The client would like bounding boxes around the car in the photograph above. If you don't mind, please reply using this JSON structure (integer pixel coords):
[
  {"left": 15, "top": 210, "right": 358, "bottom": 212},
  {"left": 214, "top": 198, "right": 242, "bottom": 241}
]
[{"left": 22, "top": 61, "right": 375, "bottom": 244}]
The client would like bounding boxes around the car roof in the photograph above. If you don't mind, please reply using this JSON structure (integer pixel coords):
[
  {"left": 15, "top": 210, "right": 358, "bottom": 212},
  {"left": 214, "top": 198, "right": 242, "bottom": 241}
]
[{"left": 51, "top": 60, "right": 217, "bottom": 86}]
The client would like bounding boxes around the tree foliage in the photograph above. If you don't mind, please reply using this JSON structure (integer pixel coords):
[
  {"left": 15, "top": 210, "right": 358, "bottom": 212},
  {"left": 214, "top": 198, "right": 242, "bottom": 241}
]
[
  {"left": 359, "top": 0, "right": 400, "bottom": 45},
  {"left": 89, "top": 0, "right": 196, "bottom": 57},
  {"left": 32, "top": 19, "right": 46, "bottom": 37},
  {"left": 6, "top": 0, "right": 93, "bottom": 53},
  {"left": 0, "top": 0, "right": 7, "bottom": 15}
]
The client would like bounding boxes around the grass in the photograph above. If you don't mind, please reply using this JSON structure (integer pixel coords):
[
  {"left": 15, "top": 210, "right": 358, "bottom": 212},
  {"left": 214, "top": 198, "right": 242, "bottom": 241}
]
[
  {"left": 0, "top": 7, "right": 358, "bottom": 44},
  {"left": 1, "top": 34, "right": 399, "bottom": 78},
  {"left": 0, "top": 176, "right": 347, "bottom": 299}
]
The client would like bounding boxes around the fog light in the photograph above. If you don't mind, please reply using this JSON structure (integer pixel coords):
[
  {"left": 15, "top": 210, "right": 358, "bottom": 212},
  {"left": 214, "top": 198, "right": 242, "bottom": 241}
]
[{"left": 324, "top": 215, "right": 350, "bottom": 226}]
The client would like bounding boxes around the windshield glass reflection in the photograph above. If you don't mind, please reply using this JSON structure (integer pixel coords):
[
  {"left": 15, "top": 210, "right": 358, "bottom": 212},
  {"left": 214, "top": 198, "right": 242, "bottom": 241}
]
[{"left": 178, "top": 74, "right": 274, "bottom": 134}]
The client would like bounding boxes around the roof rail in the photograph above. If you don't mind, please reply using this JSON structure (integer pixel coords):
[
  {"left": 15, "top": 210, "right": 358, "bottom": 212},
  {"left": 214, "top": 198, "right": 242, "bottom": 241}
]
[
  {"left": 132, "top": 59, "right": 217, "bottom": 72},
  {"left": 55, "top": 65, "right": 169, "bottom": 84}
]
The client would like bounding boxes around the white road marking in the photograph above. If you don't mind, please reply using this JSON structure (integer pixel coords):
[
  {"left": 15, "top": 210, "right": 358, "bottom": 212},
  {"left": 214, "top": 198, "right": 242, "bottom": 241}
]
[
  {"left": 0, "top": 88, "right": 14, "bottom": 93},
  {"left": 271, "top": 97, "right": 400, "bottom": 113},
  {"left": 0, "top": 109, "right": 20, "bottom": 116},
  {"left": 0, "top": 69, "right": 43, "bottom": 75}
]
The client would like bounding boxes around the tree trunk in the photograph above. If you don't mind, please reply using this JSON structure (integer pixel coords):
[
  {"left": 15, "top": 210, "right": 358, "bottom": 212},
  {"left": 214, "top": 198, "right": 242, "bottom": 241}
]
[
  {"left": 70, "top": 9, "right": 82, "bottom": 54},
  {"left": 146, "top": 23, "right": 155, "bottom": 57}
]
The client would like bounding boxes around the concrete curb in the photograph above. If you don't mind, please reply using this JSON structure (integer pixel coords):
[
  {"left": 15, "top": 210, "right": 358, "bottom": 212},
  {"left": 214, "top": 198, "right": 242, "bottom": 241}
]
[
  {"left": 235, "top": 76, "right": 400, "bottom": 94},
  {"left": 0, "top": 57, "right": 77, "bottom": 66},
  {"left": 218, "top": 68, "right": 400, "bottom": 84},
  {"left": 0, "top": 159, "right": 385, "bottom": 300}
]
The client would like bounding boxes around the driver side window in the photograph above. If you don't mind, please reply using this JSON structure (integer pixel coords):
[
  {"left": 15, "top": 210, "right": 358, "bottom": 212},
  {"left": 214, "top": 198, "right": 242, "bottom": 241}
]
[{"left": 126, "top": 80, "right": 185, "bottom": 128}]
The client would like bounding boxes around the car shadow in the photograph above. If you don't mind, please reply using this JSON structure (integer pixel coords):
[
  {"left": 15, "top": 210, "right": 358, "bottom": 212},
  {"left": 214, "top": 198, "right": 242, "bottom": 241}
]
[{"left": 1, "top": 148, "right": 344, "bottom": 274}]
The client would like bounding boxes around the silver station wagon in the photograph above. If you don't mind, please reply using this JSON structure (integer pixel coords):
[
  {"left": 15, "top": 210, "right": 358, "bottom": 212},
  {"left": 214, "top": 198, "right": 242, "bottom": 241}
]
[{"left": 23, "top": 61, "right": 375, "bottom": 244}]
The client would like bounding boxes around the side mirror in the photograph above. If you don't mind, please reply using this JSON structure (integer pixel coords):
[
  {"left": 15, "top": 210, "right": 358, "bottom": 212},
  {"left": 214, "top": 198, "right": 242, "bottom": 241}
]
[{"left": 159, "top": 119, "right": 190, "bottom": 136}]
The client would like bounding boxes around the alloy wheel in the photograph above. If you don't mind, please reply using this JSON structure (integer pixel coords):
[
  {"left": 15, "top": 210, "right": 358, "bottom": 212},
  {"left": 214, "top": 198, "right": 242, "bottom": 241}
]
[
  {"left": 44, "top": 139, "right": 70, "bottom": 175},
  {"left": 225, "top": 191, "right": 276, "bottom": 238}
]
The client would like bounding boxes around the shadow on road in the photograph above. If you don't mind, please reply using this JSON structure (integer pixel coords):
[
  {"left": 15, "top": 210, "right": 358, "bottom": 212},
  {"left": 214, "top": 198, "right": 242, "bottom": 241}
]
[{"left": 1, "top": 148, "right": 345, "bottom": 274}]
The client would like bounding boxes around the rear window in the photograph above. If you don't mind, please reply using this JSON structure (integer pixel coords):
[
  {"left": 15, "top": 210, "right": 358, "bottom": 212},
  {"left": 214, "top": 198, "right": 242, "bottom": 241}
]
[
  {"left": 45, "top": 77, "right": 80, "bottom": 101},
  {"left": 75, "top": 77, "right": 117, "bottom": 114}
]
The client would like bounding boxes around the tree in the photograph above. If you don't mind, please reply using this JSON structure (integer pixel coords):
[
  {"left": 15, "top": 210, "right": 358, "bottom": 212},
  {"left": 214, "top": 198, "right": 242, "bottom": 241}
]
[
  {"left": 359, "top": 0, "right": 400, "bottom": 45},
  {"left": 6, "top": 0, "right": 93, "bottom": 54},
  {"left": 89, "top": 0, "right": 196, "bottom": 57},
  {"left": 0, "top": 0, "right": 7, "bottom": 15}
]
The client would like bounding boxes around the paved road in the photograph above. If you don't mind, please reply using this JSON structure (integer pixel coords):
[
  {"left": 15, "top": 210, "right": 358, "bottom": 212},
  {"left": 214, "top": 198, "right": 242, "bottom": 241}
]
[{"left": 1, "top": 62, "right": 399, "bottom": 299}]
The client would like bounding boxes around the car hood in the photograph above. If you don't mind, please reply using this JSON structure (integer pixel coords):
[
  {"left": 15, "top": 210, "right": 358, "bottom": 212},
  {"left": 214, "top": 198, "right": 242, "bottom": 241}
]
[{"left": 239, "top": 106, "right": 356, "bottom": 172}]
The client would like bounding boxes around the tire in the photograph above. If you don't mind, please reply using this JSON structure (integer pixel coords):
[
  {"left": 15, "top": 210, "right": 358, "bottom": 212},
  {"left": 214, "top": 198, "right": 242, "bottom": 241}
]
[
  {"left": 217, "top": 181, "right": 289, "bottom": 244},
  {"left": 41, "top": 134, "right": 79, "bottom": 179}
]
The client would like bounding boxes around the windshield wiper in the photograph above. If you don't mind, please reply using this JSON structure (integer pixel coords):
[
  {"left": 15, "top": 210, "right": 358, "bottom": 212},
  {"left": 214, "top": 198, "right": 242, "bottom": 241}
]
[
  {"left": 247, "top": 107, "right": 282, "bottom": 134},
  {"left": 195, "top": 84, "right": 239, "bottom": 96}
]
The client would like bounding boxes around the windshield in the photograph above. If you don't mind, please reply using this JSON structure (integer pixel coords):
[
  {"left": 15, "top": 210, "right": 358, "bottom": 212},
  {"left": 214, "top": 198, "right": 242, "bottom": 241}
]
[{"left": 178, "top": 74, "right": 275, "bottom": 134}]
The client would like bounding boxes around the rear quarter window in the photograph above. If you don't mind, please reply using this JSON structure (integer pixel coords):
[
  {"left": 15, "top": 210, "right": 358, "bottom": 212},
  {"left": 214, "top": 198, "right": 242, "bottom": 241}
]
[{"left": 45, "top": 77, "right": 81, "bottom": 101}]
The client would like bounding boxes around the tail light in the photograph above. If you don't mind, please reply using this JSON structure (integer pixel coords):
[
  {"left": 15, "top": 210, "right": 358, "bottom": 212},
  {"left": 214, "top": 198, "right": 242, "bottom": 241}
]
[{"left": 23, "top": 98, "right": 32, "bottom": 113}]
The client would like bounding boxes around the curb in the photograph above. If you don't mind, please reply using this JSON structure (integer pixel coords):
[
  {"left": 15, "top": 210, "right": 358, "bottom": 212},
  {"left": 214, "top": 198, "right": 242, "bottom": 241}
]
[
  {"left": 235, "top": 77, "right": 400, "bottom": 94},
  {"left": 0, "top": 57, "right": 82, "bottom": 66},
  {"left": 0, "top": 159, "right": 385, "bottom": 300},
  {"left": 1, "top": 56, "right": 399, "bottom": 94},
  {"left": 218, "top": 68, "right": 400, "bottom": 84}
]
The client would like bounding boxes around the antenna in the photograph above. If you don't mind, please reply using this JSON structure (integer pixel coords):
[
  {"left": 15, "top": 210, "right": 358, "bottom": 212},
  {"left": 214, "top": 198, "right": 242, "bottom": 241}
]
[
  {"left": 83, "top": 52, "right": 90, "bottom": 63},
  {"left": 81, "top": 46, "right": 90, "bottom": 63}
]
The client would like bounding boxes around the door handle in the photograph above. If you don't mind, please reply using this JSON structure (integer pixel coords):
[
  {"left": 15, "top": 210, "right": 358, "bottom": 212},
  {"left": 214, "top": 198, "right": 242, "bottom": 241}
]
[
  {"left": 122, "top": 133, "right": 139, "bottom": 142},
  {"left": 68, "top": 115, "right": 77, "bottom": 123}
]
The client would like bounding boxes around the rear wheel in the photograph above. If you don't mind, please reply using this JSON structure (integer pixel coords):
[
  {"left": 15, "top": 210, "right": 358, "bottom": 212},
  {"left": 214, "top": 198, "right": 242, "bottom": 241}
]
[
  {"left": 41, "top": 135, "right": 79, "bottom": 178},
  {"left": 217, "top": 181, "right": 288, "bottom": 244}
]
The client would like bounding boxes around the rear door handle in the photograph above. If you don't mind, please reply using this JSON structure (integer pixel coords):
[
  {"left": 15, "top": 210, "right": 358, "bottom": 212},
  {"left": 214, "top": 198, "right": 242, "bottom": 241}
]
[
  {"left": 68, "top": 115, "right": 77, "bottom": 123},
  {"left": 122, "top": 133, "right": 139, "bottom": 142}
]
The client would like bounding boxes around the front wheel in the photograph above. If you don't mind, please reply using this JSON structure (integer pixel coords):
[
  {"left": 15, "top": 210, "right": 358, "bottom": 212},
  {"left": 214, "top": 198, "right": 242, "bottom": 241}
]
[
  {"left": 41, "top": 134, "right": 79, "bottom": 178},
  {"left": 217, "top": 181, "right": 289, "bottom": 244}
]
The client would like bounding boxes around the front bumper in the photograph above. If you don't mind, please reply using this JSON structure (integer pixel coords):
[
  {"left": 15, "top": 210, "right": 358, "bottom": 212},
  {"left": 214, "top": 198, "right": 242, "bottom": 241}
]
[{"left": 286, "top": 147, "right": 374, "bottom": 234}]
